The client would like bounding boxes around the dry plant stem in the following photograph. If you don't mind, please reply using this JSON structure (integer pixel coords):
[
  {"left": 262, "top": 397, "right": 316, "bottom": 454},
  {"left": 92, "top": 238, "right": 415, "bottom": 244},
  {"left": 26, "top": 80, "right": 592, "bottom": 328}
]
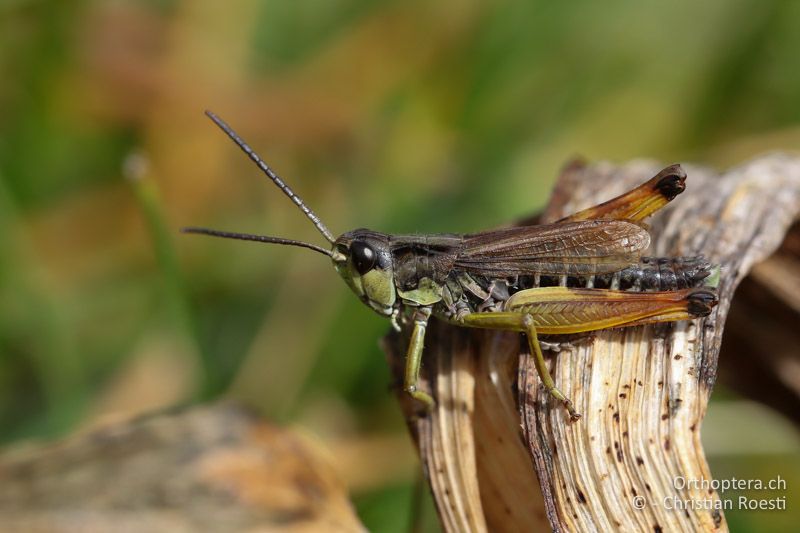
[
  {"left": 385, "top": 325, "right": 549, "bottom": 532},
  {"left": 385, "top": 154, "right": 800, "bottom": 532}
]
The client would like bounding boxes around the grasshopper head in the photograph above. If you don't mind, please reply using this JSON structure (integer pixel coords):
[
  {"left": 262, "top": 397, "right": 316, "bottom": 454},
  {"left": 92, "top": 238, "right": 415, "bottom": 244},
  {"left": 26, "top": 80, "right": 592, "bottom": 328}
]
[
  {"left": 332, "top": 229, "right": 397, "bottom": 317},
  {"left": 184, "top": 111, "right": 398, "bottom": 321}
]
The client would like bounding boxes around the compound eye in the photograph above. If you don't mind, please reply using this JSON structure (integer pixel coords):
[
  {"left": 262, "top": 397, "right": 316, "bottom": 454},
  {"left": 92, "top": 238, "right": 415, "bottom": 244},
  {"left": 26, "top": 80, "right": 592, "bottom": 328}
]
[{"left": 351, "top": 241, "right": 376, "bottom": 275}]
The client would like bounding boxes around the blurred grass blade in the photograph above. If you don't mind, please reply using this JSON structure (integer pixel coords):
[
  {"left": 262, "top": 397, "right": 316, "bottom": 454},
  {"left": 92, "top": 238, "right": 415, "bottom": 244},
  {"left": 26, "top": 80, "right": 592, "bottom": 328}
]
[
  {"left": 0, "top": 174, "right": 86, "bottom": 439},
  {"left": 124, "top": 151, "right": 212, "bottom": 397}
]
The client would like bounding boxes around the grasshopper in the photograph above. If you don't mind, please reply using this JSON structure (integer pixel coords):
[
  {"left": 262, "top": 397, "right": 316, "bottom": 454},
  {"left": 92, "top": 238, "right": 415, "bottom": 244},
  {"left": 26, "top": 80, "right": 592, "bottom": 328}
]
[{"left": 185, "top": 111, "right": 718, "bottom": 420}]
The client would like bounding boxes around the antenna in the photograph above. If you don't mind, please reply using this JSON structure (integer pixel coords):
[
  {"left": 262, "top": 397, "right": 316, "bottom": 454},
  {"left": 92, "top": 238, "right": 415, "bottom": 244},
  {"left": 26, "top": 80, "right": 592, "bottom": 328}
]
[
  {"left": 182, "top": 227, "right": 334, "bottom": 258},
  {"left": 205, "top": 110, "right": 336, "bottom": 244}
]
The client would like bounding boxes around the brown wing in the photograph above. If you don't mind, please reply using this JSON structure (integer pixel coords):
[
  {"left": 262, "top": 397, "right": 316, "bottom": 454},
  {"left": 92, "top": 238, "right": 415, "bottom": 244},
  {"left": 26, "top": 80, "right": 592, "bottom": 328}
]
[{"left": 454, "top": 219, "right": 649, "bottom": 276}]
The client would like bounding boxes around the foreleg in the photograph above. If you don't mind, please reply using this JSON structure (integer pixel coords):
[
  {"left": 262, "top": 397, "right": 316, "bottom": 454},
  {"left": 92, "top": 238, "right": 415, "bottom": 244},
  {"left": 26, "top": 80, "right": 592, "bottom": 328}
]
[{"left": 403, "top": 306, "right": 434, "bottom": 408}]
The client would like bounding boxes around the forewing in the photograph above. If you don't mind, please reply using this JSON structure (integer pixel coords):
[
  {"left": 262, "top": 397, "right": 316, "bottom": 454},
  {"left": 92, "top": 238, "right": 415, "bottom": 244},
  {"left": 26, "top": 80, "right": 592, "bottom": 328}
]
[{"left": 454, "top": 220, "right": 649, "bottom": 276}]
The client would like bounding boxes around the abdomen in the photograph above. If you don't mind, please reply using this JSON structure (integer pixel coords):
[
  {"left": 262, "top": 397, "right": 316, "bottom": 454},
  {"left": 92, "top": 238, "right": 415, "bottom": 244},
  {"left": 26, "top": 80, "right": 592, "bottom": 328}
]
[{"left": 517, "top": 255, "right": 714, "bottom": 292}]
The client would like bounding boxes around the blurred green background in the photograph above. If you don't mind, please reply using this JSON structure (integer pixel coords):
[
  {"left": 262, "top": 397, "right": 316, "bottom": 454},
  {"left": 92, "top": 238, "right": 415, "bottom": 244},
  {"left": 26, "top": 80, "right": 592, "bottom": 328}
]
[{"left": 1, "top": 0, "right": 799, "bottom": 531}]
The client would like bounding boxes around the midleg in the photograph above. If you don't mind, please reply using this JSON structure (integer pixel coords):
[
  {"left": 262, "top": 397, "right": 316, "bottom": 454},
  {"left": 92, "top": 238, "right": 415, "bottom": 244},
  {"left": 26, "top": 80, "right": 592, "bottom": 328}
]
[
  {"left": 457, "top": 311, "right": 581, "bottom": 419},
  {"left": 522, "top": 315, "right": 581, "bottom": 420}
]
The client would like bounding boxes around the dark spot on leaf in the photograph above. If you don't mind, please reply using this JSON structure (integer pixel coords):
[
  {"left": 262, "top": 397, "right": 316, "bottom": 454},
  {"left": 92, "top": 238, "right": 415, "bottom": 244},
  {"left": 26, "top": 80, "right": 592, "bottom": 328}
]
[
  {"left": 670, "top": 398, "right": 683, "bottom": 417},
  {"left": 577, "top": 489, "right": 587, "bottom": 504},
  {"left": 636, "top": 456, "right": 644, "bottom": 466}
]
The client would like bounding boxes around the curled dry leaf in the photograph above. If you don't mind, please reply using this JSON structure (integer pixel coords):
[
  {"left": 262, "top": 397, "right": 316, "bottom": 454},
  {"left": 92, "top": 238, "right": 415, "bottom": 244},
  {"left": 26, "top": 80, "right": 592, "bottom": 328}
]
[
  {"left": 0, "top": 405, "right": 365, "bottom": 533},
  {"left": 385, "top": 154, "right": 800, "bottom": 532}
]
